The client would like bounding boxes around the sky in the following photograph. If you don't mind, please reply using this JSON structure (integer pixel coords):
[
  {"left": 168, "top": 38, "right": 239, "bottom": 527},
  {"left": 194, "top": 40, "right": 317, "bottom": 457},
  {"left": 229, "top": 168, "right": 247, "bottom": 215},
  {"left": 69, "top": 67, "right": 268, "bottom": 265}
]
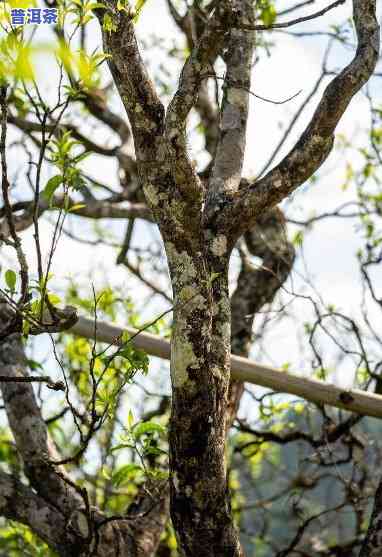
[{"left": 1, "top": 0, "right": 382, "bottom": 417}]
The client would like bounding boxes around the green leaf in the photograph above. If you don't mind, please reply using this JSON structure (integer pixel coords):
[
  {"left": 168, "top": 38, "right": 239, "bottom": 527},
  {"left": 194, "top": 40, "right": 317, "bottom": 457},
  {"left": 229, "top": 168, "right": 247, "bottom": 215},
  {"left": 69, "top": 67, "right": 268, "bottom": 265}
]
[
  {"left": 68, "top": 204, "right": 86, "bottom": 213},
  {"left": 134, "top": 0, "right": 147, "bottom": 20},
  {"left": 292, "top": 230, "right": 304, "bottom": 247},
  {"left": 294, "top": 402, "right": 305, "bottom": 414},
  {"left": 121, "top": 330, "right": 131, "bottom": 343},
  {"left": 116, "top": 0, "right": 128, "bottom": 11},
  {"left": 5, "top": 269, "right": 16, "bottom": 292},
  {"left": 110, "top": 442, "right": 134, "bottom": 452},
  {"left": 102, "top": 13, "right": 117, "bottom": 33},
  {"left": 22, "top": 320, "right": 30, "bottom": 336},
  {"left": 43, "top": 175, "right": 63, "bottom": 203},
  {"left": 112, "top": 463, "right": 143, "bottom": 487},
  {"left": 27, "top": 359, "right": 43, "bottom": 371},
  {"left": 133, "top": 421, "right": 166, "bottom": 439},
  {"left": 128, "top": 409, "right": 134, "bottom": 429},
  {"left": 260, "top": 2, "right": 277, "bottom": 26},
  {"left": 102, "top": 467, "right": 111, "bottom": 480},
  {"left": 48, "top": 293, "right": 62, "bottom": 306}
]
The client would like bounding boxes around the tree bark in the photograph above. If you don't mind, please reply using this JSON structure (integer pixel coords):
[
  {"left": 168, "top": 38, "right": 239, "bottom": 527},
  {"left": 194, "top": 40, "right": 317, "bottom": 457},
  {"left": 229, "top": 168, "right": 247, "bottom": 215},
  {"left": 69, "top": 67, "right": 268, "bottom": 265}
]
[{"left": 167, "top": 239, "right": 242, "bottom": 556}]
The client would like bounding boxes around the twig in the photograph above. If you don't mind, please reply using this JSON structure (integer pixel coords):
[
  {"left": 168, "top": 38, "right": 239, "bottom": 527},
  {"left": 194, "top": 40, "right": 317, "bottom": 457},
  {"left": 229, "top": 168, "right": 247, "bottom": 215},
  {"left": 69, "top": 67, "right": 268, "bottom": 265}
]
[
  {"left": 236, "top": 1, "right": 347, "bottom": 32},
  {"left": 0, "top": 375, "right": 65, "bottom": 391}
]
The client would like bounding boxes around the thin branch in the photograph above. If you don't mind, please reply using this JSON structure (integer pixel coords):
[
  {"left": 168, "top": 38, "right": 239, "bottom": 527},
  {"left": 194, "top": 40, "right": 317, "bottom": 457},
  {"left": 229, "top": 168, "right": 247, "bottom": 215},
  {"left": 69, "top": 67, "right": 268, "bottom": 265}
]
[
  {"left": 8, "top": 113, "right": 120, "bottom": 157},
  {"left": 240, "top": 0, "right": 347, "bottom": 32},
  {"left": 277, "top": 0, "right": 315, "bottom": 17},
  {"left": 216, "top": 0, "right": 380, "bottom": 244},
  {"left": 0, "top": 375, "right": 65, "bottom": 391},
  {"left": 0, "top": 87, "right": 29, "bottom": 317},
  {"left": 257, "top": 68, "right": 327, "bottom": 178},
  {"left": 0, "top": 196, "right": 153, "bottom": 240}
]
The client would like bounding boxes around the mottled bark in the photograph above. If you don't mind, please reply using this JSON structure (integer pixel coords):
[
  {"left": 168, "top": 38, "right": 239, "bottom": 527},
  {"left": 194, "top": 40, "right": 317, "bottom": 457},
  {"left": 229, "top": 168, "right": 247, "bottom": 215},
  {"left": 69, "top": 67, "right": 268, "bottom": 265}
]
[
  {"left": 167, "top": 243, "right": 241, "bottom": 557},
  {"left": 166, "top": 210, "right": 293, "bottom": 550},
  {"left": 0, "top": 471, "right": 78, "bottom": 556},
  {"left": 98, "top": 5, "right": 246, "bottom": 554},
  {"left": 165, "top": 3, "right": 255, "bottom": 554},
  {"left": 208, "top": 0, "right": 255, "bottom": 201}
]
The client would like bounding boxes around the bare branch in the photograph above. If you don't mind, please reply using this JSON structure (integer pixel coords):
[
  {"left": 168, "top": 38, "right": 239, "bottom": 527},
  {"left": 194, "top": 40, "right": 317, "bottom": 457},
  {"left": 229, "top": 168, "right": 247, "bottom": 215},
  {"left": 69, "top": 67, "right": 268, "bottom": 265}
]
[
  {"left": 8, "top": 113, "right": 120, "bottom": 157},
  {"left": 277, "top": 0, "right": 315, "bottom": 17},
  {"left": 0, "top": 197, "right": 152, "bottom": 240},
  {"left": 0, "top": 87, "right": 29, "bottom": 315},
  {"left": 165, "top": 4, "right": 229, "bottom": 142},
  {"left": 227, "top": 207, "right": 295, "bottom": 425},
  {"left": 241, "top": 0, "right": 347, "bottom": 32},
  {"left": 359, "top": 475, "right": 382, "bottom": 556},
  {"left": 163, "top": 3, "right": 234, "bottom": 202},
  {"left": 0, "top": 375, "right": 65, "bottom": 390},
  {"left": 80, "top": 88, "right": 131, "bottom": 142},
  {"left": 207, "top": 0, "right": 255, "bottom": 204},
  {"left": 215, "top": 0, "right": 380, "bottom": 243}
]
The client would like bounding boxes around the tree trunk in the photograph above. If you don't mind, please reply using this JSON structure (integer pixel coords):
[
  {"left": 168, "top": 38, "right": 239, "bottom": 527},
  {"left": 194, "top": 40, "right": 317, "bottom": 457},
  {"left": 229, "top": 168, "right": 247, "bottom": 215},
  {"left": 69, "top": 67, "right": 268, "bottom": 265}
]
[{"left": 167, "top": 239, "right": 242, "bottom": 556}]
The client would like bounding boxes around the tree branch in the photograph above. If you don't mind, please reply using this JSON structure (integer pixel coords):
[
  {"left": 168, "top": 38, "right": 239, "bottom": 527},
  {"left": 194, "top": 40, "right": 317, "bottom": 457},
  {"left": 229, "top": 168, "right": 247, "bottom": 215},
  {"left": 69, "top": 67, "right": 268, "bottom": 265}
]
[
  {"left": 227, "top": 207, "right": 295, "bottom": 425},
  {"left": 239, "top": 0, "right": 347, "bottom": 31},
  {"left": 0, "top": 302, "right": 83, "bottom": 517},
  {"left": 8, "top": 113, "right": 120, "bottom": 158},
  {"left": 0, "top": 197, "right": 152, "bottom": 240},
  {"left": 80, "top": 88, "right": 131, "bottom": 143},
  {"left": 206, "top": 0, "right": 255, "bottom": 206},
  {"left": 0, "top": 375, "right": 65, "bottom": 390},
  {"left": 165, "top": 3, "right": 229, "bottom": 146},
  {"left": 0, "top": 471, "right": 77, "bottom": 554},
  {"left": 163, "top": 3, "right": 233, "bottom": 203},
  {"left": 215, "top": 0, "right": 380, "bottom": 243},
  {"left": 359, "top": 474, "right": 382, "bottom": 556},
  {"left": 98, "top": 5, "right": 164, "bottom": 155}
]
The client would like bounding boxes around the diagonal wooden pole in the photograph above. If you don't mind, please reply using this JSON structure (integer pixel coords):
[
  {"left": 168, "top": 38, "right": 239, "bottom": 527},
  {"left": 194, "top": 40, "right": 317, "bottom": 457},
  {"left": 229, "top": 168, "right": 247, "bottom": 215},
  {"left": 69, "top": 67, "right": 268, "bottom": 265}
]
[{"left": 70, "top": 316, "right": 382, "bottom": 420}]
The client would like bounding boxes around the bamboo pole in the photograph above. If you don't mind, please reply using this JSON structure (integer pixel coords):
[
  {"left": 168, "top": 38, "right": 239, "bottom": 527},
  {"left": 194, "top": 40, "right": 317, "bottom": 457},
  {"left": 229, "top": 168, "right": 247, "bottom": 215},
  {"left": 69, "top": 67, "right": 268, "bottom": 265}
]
[{"left": 70, "top": 316, "right": 382, "bottom": 420}]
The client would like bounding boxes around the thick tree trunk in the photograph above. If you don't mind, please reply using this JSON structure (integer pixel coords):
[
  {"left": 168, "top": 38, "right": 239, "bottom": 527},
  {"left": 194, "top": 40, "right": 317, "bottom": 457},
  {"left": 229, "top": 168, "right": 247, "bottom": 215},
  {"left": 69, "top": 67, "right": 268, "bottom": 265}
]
[{"left": 167, "top": 241, "right": 242, "bottom": 556}]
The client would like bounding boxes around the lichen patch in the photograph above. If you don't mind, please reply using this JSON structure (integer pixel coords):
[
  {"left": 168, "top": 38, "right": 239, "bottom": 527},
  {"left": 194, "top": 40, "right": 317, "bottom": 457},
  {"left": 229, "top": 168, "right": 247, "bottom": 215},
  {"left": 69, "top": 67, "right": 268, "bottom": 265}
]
[
  {"left": 211, "top": 235, "right": 227, "bottom": 257},
  {"left": 143, "top": 183, "right": 159, "bottom": 206},
  {"left": 171, "top": 336, "right": 199, "bottom": 387}
]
